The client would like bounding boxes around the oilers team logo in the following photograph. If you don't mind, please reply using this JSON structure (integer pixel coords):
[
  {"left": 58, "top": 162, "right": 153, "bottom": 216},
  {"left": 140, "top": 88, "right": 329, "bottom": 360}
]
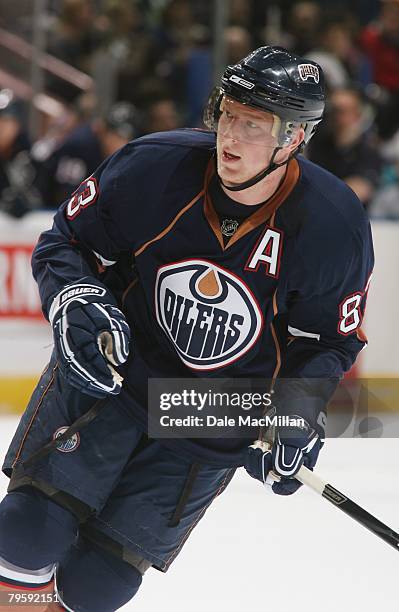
[
  {"left": 53, "top": 427, "right": 80, "bottom": 453},
  {"left": 155, "top": 259, "right": 263, "bottom": 370}
]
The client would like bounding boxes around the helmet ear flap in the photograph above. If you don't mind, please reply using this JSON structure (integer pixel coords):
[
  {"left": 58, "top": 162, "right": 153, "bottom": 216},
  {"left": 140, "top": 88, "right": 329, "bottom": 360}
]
[
  {"left": 203, "top": 87, "right": 223, "bottom": 130},
  {"left": 278, "top": 119, "right": 320, "bottom": 146},
  {"left": 275, "top": 118, "right": 304, "bottom": 147},
  {"left": 303, "top": 121, "right": 321, "bottom": 144}
]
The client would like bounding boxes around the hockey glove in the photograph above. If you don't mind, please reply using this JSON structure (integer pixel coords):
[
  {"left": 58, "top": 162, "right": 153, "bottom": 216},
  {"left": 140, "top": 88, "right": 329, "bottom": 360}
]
[
  {"left": 244, "top": 419, "right": 324, "bottom": 495},
  {"left": 49, "top": 277, "right": 130, "bottom": 397}
]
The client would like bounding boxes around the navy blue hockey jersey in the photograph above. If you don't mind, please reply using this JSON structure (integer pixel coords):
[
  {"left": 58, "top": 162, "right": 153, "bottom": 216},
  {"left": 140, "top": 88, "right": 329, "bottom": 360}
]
[{"left": 32, "top": 129, "right": 374, "bottom": 465}]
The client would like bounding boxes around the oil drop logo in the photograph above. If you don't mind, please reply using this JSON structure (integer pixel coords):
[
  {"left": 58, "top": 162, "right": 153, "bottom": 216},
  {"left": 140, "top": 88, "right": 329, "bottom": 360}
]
[{"left": 155, "top": 260, "right": 263, "bottom": 370}]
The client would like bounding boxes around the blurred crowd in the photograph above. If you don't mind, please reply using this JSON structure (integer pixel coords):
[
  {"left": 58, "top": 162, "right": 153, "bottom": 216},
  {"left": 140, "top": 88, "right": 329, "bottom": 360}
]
[{"left": 1, "top": 0, "right": 399, "bottom": 218}]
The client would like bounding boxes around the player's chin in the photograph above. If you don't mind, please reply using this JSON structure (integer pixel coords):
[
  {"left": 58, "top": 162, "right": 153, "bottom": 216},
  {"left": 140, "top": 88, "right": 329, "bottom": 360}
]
[
  {"left": 217, "top": 161, "right": 243, "bottom": 183},
  {"left": 218, "top": 171, "right": 240, "bottom": 187}
]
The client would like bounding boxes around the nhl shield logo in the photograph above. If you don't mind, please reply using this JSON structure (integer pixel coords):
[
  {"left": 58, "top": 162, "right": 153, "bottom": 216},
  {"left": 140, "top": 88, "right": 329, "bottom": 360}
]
[
  {"left": 155, "top": 259, "right": 263, "bottom": 370},
  {"left": 53, "top": 427, "right": 80, "bottom": 453},
  {"left": 298, "top": 63, "right": 320, "bottom": 83},
  {"left": 221, "top": 218, "right": 239, "bottom": 237}
]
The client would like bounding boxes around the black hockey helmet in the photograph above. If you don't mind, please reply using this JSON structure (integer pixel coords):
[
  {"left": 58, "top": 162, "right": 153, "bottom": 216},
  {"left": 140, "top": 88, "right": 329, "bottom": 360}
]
[
  {"left": 204, "top": 45, "right": 325, "bottom": 147},
  {"left": 204, "top": 46, "right": 325, "bottom": 190}
]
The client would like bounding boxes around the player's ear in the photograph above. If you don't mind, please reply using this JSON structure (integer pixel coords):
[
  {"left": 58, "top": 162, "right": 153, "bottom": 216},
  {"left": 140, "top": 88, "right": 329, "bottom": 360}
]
[{"left": 288, "top": 126, "right": 305, "bottom": 153}]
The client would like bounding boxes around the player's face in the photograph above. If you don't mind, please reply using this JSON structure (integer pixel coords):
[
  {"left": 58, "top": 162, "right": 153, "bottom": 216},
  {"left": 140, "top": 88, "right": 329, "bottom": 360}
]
[{"left": 216, "top": 97, "right": 279, "bottom": 186}]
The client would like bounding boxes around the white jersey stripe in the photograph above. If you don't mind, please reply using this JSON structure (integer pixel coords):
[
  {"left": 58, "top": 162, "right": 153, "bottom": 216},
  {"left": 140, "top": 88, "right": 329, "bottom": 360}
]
[{"left": 288, "top": 326, "right": 320, "bottom": 341}]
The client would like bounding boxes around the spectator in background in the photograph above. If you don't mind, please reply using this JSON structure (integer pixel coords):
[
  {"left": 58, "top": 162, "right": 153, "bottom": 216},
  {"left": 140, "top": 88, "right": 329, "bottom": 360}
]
[
  {"left": 360, "top": 0, "right": 399, "bottom": 139},
  {"left": 184, "top": 24, "right": 212, "bottom": 126},
  {"left": 153, "top": 0, "right": 196, "bottom": 107},
  {"left": 32, "top": 102, "right": 140, "bottom": 208},
  {"left": 228, "top": 0, "right": 268, "bottom": 44},
  {"left": 361, "top": 0, "right": 399, "bottom": 94},
  {"left": 368, "top": 159, "right": 399, "bottom": 219},
  {"left": 285, "top": 2, "right": 322, "bottom": 55},
  {"left": 46, "top": 0, "right": 102, "bottom": 101},
  {"left": 306, "top": 17, "right": 371, "bottom": 90},
  {"left": 185, "top": 25, "right": 253, "bottom": 126},
  {"left": 93, "top": 0, "right": 156, "bottom": 105},
  {"left": 156, "top": 0, "right": 194, "bottom": 50},
  {"left": 143, "top": 97, "right": 180, "bottom": 134},
  {"left": 308, "top": 87, "right": 382, "bottom": 208},
  {"left": 28, "top": 93, "right": 94, "bottom": 172},
  {"left": 225, "top": 26, "right": 253, "bottom": 64},
  {"left": 0, "top": 90, "right": 42, "bottom": 218},
  {"left": 47, "top": 0, "right": 99, "bottom": 71},
  {"left": 229, "top": 0, "right": 252, "bottom": 29}
]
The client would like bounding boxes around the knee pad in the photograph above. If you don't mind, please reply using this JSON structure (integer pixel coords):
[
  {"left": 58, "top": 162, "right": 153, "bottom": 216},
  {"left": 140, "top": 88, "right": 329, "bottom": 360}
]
[
  {"left": 57, "top": 539, "right": 142, "bottom": 612},
  {"left": 0, "top": 487, "right": 78, "bottom": 569}
]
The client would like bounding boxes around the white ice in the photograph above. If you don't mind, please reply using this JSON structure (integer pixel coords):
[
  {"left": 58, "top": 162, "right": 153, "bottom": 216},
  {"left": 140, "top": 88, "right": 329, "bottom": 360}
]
[{"left": 0, "top": 416, "right": 398, "bottom": 612}]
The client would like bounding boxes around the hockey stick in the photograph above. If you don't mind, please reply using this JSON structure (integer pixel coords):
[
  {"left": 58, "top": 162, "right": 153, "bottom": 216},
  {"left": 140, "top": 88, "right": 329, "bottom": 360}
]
[{"left": 253, "top": 440, "right": 399, "bottom": 552}]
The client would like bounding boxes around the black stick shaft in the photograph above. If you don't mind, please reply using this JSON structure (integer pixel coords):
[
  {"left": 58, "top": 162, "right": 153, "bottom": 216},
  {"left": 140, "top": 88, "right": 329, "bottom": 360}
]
[
  {"left": 296, "top": 466, "right": 399, "bottom": 552},
  {"left": 321, "top": 483, "right": 399, "bottom": 551}
]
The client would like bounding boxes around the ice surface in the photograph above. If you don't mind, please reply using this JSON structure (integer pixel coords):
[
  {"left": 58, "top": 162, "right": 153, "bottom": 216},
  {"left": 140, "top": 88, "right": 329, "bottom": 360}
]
[{"left": 0, "top": 416, "right": 398, "bottom": 611}]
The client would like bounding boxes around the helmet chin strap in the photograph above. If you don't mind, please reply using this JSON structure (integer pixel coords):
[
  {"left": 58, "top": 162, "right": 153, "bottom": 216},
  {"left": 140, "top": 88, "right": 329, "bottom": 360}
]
[{"left": 218, "top": 146, "right": 298, "bottom": 192}]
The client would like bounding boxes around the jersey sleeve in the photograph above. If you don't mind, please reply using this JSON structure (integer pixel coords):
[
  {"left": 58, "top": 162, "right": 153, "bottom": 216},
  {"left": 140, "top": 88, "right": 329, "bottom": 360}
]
[
  {"left": 274, "top": 215, "right": 374, "bottom": 430},
  {"left": 32, "top": 143, "right": 148, "bottom": 318}
]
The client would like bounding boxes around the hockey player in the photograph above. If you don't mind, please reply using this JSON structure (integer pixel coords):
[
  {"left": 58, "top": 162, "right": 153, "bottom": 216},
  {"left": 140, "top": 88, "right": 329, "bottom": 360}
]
[{"left": 0, "top": 47, "right": 373, "bottom": 611}]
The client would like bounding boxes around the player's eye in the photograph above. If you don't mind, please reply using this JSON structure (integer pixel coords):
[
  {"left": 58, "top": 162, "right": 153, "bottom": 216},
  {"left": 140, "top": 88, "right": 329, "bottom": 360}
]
[
  {"left": 225, "top": 109, "right": 234, "bottom": 120},
  {"left": 246, "top": 120, "right": 259, "bottom": 129}
]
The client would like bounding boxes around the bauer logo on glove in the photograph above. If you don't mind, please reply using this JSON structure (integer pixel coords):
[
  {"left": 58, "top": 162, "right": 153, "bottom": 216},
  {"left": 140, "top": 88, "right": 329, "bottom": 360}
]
[
  {"left": 57, "top": 284, "right": 106, "bottom": 307},
  {"left": 49, "top": 277, "right": 131, "bottom": 398}
]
